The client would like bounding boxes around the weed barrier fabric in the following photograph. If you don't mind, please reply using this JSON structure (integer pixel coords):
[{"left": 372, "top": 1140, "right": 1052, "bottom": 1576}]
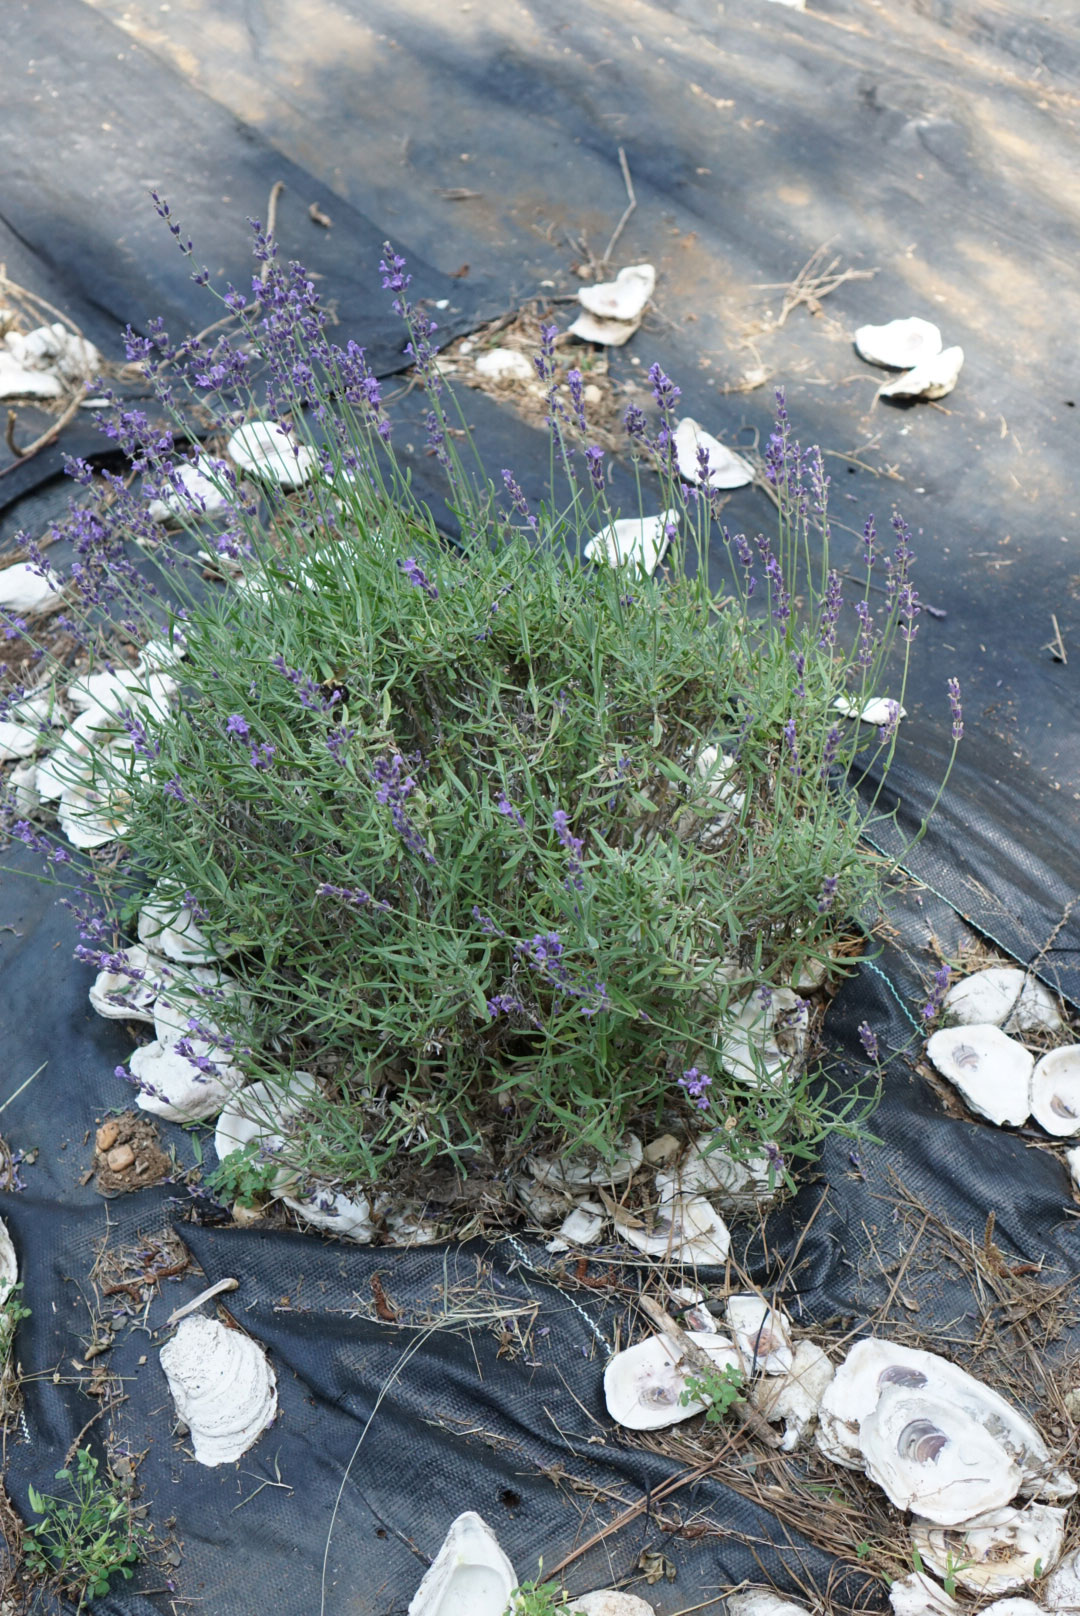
[{"left": 2, "top": 1, "right": 1080, "bottom": 1610}]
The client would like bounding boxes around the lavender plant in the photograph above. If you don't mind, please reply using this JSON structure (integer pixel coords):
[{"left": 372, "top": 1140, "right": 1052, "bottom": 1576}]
[{"left": 0, "top": 212, "right": 962, "bottom": 1197}]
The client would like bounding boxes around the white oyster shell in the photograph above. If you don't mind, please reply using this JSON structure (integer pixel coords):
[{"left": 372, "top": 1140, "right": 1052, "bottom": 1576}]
[
  {"left": 130, "top": 1039, "right": 244, "bottom": 1123},
  {"left": 584, "top": 511, "right": 676, "bottom": 576},
  {"left": 603, "top": 1329, "right": 742, "bottom": 1430},
  {"left": 727, "top": 1594, "right": 812, "bottom": 1616},
  {"left": 0, "top": 561, "right": 61, "bottom": 617},
  {"left": 880, "top": 346, "right": 964, "bottom": 401},
  {"left": 228, "top": 421, "right": 317, "bottom": 488},
  {"left": 719, "top": 987, "right": 807, "bottom": 1090},
  {"left": 1030, "top": 1047, "right": 1080, "bottom": 1138},
  {"left": 473, "top": 348, "right": 534, "bottom": 384},
  {"left": 0, "top": 1218, "right": 17, "bottom": 1291},
  {"left": 981, "top": 1603, "right": 1046, "bottom": 1616},
  {"left": 36, "top": 708, "right": 116, "bottom": 800},
  {"left": 834, "top": 694, "right": 907, "bottom": 725},
  {"left": 407, "top": 1511, "right": 516, "bottom": 1616},
  {"left": 751, "top": 1339, "right": 834, "bottom": 1451},
  {"left": 5, "top": 323, "right": 100, "bottom": 381},
  {"left": 889, "top": 1571, "right": 961, "bottom": 1616},
  {"left": 58, "top": 777, "right": 132, "bottom": 849},
  {"left": 138, "top": 886, "right": 229, "bottom": 964},
  {"left": 148, "top": 458, "right": 233, "bottom": 522},
  {"left": 691, "top": 745, "right": 746, "bottom": 842},
  {"left": 926, "top": 1024, "right": 1034, "bottom": 1126},
  {"left": 568, "top": 310, "right": 641, "bottom": 347},
  {"left": 530, "top": 1134, "right": 643, "bottom": 1191},
  {"left": 283, "top": 1187, "right": 374, "bottom": 1243},
  {"left": 911, "top": 1501, "right": 1066, "bottom": 1595},
  {"left": 724, "top": 1295, "right": 793, "bottom": 1375},
  {"left": 615, "top": 1193, "right": 731, "bottom": 1265},
  {"left": 8, "top": 760, "right": 38, "bottom": 814},
  {"left": 566, "top": 1593, "right": 656, "bottom": 1616},
  {"left": 1044, "top": 1545, "right": 1080, "bottom": 1611},
  {"left": 546, "top": 1201, "right": 606, "bottom": 1252},
  {"left": 817, "top": 1338, "right": 1070, "bottom": 1501},
  {"left": 0, "top": 355, "right": 64, "bottom": 399},
  {"left": 672, "top": 418, "right": 753, "bottom": 490},
  {"left": 1067, "top": 1146, "right": 1080, "bottom": 1195},
  {"left": 859, "top": 1383, "right": 1021, "bottom": 1523},
  {"left": 159, "top": 1313, "right": 276, "bottom": 1467},
  {"left": 663, "top": 1136, "right": 782, "bottom": 1215},
  {"left": 944, "top": 967, "right": 1062, "bottom": 1036},
  {"left": 578, "top": 264, "right": 656, "bottom": 323},
  {"left": 213, "top": 1072, "right": 319, "bottom": 1196},
  {"left": 0, "top": 720, "right": 42, "bottom": 762},
  {"left": 89, "top": 944, "right": 159, "bottom": 1023},
  {"left": 854, "top": 317, "right": 943, "bottom": 370}
]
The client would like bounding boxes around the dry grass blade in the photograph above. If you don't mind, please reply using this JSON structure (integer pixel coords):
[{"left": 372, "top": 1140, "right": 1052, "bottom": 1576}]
[{"left": 754, "top": 242, "right": 877, "bottom": 328}]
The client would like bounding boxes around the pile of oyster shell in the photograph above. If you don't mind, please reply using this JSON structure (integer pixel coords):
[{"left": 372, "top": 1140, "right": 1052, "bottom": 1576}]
[
  {"left": 925, "top": 968, "right": 1080, "bottom": 1180},
  {"left": 604, "top": 1305, "right": 1078, "bottom": 1613}
]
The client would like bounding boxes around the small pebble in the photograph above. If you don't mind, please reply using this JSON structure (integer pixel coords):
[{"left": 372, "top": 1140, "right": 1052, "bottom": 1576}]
[
  {"left": 106, "top": 1144, "right": 135, "bottom": 1173},
  {"left": 96, "top": 1121, "right": 121, "bottom": 1152}
]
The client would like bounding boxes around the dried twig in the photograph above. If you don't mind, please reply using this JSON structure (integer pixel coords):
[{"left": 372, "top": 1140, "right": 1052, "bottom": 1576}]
[
  {"left": 602, "top": 146, "right": 637, "bottom": 271},
  {"left": 0, "top": 386, "right": 87, "bottom": 479},
  {"left": 755, "top": 242, "right": 877, "bottom": 327},
  {"left": 1044, "top": 613, "right": 1068, "bottom": 664}
]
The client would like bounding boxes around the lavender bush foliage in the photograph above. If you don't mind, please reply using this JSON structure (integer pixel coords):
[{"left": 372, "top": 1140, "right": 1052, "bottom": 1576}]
[{"left": 0, "top": 212, "right": 964, "bottom": 1187}]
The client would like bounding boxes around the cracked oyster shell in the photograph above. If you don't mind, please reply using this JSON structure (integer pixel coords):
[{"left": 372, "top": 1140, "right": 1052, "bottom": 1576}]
[
  {"left": 584, "top": 511, "right": 676, "bottom": 576},
  {"left": 546, "top": 1200, "right": 606, "bottom": 1253},
  {"left": 817, "top": 1338, "right": 1072, "bottom": 1501},
  {"left": 944, "top": 967, "right": 1062, "bottom": 1037},
  {"left": 834, "top": 694, "right": 907, "bottom": 725},
  {"left": 911, "top": 1501, "right": 1065, "bottom": 1595},
  {"left": 672, "top": 418, "right": 753, "bottom": 490},
  {"left": 860, "top": 1383, "right": 1021, "bottom": 1523},
  {"left": 926, "top": 1024, "right": 1034, "bottom": 1127},
  {"left": 724, "top": 1295, "right": 793, "bottom": 1375},
  {"left": 89, "top": 944, "right": 159, "bottom": 1023},
  {"left": 751, "top": 1339, "right": 834, "bottom": 1451},
  {"left": 159, "top": 1313, "right": 276, "bottom": 1466},
  {"left": 603, "top": 1329, "right": 742, "bottom": 1430},
  {"left": 614, "top": 1192, "right": 731, "bottom": 1265},
  {"left": 228, "top": 420, "right": 317, "bottom": 488},
  {"left": 889, "top": 1572, "right": 961, "bottom": 1616},
  {"left": 854, "top": 317, "right": 943, "bottom": 370},
  {"left": 578, "top": 263, "right": 656, "bottom": 323},
  {"left": 1030, "top": 1047, "right": 1080, "bottom": 1138},
  {"left": 661, "top": 1136, "right": 782, "bottom": 1215},
  {"left": 407, "top": 1511, "right": 516, "bottom": 1616},
  {"left": 981, "top": 1603, "right": 1045, "bottom": 1616}
]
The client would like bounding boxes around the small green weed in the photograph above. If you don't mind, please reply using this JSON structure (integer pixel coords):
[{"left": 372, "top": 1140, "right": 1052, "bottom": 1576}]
[
  {"left": 508, "top": 1579, "right": 567, "bottom": 1614},
  {"left": 680, "top": 1360, "right": 745, "bottom": 1422},
  {"left": 24, "top": 1448, "right": 145, "bottom": 1608},
  {"left": 203, "top": 1139, "right": 279, "bottom": 1208}
]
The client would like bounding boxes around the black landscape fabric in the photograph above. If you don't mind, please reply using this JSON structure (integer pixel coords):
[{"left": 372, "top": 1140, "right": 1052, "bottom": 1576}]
[{"left": 1, "top": 1, "right": 1079, "bottom": 1612}]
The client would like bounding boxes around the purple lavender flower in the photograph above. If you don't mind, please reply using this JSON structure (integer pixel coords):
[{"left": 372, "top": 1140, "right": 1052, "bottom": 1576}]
[
  {"left": 818, "top": 570, "right": 844, "bottom": 648},
  {"left": 862, "top": 515, "right": 877, "bottom": 567},
  {"left": 877, "top": 699, "right": 902, "bottom": 745},
  {"left": 922, "top": 963, "right": 951, "bottom": 1023},
  {"left": 316, "top": 881, "right": 383, "bottom": 911},
  {"left": 819, "top": 724, "right": 841, "bottom": 778},
  {"left": 567, "top": 368, "right": 586, "bottom": 431},
  {"left": 584, "top": 445, "right": 605, "bottom": 493},
  {"left": 398, "top": 556, "right": 438, "bottom": 599},
  {"left": 225, "top": 713, "right": 250, "bottom": 740},
  {"left": 763, "top": 1141, "right": 785, "bottom": 1176},
  {"left": 816, "top": 874, "right": 839, "bottom": 914},
  {"left": 379, "top": 245, "right": 411, "bottom": 297},
  {"left": 678, "top": 1067, "right": 712, "bottom": 1110},
  {"left": 623, "top": 403, "right": 648, "bottom": 442},
  {"left": 372, "top": 752, "right": 435, "bottom": 865},
  {"left": 782, "top": 717, "right": 801, "bottom": 777},
  {"left": 553, "top": 805, "right": 585, "bottom": 892},
  {"left": 486, "top": 993, "right": 525, "bottom": 1020},
  {"left": 326, "top": 725, "right": 356, "bottom": 765},
  {"left": 853, "top": 599, "right": 878, "bottom": 669},
  {"left": 250, "top": 743, "right": 276, "bottom": 770},
  {"left": 500, "top": 468, "right": 538, "bottom": 534},
  {"left": 858, "top": 1022, "right": 879, "bottom": 1062},
  {"left": 648, "top": 362, "right": 681, "bottom": 417},
  {"left": 948, "top": 676, "right": 963, "bottom": 741},
  {"left": 163, "top": 776, "right": 188, "bottom": 803},
  {"left": 496, "top": 792, "right": 526, "bottom": 830},
  {"left": 533, "top": 323, "right": 559, "bottom": 387}
]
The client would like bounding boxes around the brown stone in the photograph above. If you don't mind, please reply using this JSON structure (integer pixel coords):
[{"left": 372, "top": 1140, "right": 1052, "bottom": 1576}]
[
  {"left": 96, "top": 1120, "right": 121, "bottom": 1153},
  {"left": 106, "top": 1144, "right": 135, "bottom": 1172}
]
